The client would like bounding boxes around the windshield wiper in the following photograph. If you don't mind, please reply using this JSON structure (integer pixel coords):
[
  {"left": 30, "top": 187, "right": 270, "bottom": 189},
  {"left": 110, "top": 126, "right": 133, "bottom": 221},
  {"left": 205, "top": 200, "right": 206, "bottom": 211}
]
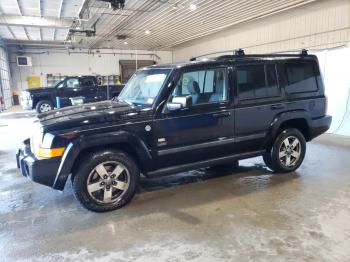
[{"left": 116, "top": 98, "right": 133, "bottom": 106}]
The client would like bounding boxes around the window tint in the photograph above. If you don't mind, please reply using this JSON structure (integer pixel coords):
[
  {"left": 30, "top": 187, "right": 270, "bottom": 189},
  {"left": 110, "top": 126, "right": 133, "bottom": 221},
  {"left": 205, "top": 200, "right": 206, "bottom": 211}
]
[
  {"left": 66, "top": 78, "right": 79, "bottom": 88},
  {"left": 285, "top": 62, "right": 318, "bottom": 93},
  {"left": 80, "top": 78, "right": 95, "bottom": 87},
  {"left": 237, "top": 64, "right": 280, "bottom": 100},
  {"left": 173, "top": 68, "right": 227, "bottom": 105},
  {"left": 266, "top": 64, "right": 279, "bottom": 97}
]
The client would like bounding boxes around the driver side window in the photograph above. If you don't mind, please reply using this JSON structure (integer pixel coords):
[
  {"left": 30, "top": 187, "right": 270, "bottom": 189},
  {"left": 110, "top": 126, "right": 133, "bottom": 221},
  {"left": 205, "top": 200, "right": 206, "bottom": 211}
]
[
  {"left": 66, "top": 78, "right": 79, "bottom": 89},
  {"left": 172, "top": 68, "right": 228, "bottom": 106}
]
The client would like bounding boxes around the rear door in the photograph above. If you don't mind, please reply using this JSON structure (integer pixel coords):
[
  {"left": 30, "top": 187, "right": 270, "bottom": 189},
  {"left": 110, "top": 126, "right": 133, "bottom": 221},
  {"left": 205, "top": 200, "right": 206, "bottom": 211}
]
[
  {"left": 154, "top": 65, "right": 235, "bottom": 169},
  {"left": 234, "top": 61, "right": 285, "bottom": 151}
]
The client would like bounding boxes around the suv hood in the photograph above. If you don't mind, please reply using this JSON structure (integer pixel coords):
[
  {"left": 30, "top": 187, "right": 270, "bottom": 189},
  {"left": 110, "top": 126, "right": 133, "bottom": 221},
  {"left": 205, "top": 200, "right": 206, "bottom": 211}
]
[{"left": 37, "top": 100, "right": 152, "bottom": 132}]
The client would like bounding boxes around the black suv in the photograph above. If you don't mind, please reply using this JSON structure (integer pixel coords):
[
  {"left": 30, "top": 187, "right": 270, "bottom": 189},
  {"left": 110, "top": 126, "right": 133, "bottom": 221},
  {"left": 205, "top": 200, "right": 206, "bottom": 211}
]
[{"left": 16, "top": 50, "right": 331, "bottom": 212}]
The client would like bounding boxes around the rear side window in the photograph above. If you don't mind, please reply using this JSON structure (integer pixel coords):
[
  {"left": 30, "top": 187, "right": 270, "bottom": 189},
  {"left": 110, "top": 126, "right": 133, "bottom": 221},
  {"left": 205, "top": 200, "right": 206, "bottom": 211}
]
[
  {"left": 285, "top": 62, "right": 318, "bottom": 93},
  {"left": 237, "top": 64, "right": 280, "bottom": 100}
]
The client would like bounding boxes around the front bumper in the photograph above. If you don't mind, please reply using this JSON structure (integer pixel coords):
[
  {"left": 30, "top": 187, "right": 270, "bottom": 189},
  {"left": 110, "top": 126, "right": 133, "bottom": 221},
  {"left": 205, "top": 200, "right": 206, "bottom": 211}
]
[
  {"left": 310, "top": 115, "right": 332, "bottom": 139},
  {"left": 20, "top": 97, "right": 33, "bottom": 110},
  {"left": 16, "top": 139, "right": 61, "bottom": 188}
]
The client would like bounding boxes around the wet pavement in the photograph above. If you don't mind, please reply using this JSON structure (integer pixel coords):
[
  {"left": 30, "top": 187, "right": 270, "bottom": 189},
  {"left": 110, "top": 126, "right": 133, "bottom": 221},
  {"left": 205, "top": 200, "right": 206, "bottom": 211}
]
[{"left": 0, "top": 111, "right": 350, "bottom": 261}]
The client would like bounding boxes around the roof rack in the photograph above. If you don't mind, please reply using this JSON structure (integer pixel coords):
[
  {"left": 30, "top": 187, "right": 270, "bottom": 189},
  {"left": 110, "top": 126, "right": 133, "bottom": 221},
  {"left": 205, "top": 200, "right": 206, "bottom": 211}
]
[
  {"left": 218, "top": 49, "right": 312, "bottom": 60},
  {"left": 189, "top": 48, "right": 310, "bottom": 61}
]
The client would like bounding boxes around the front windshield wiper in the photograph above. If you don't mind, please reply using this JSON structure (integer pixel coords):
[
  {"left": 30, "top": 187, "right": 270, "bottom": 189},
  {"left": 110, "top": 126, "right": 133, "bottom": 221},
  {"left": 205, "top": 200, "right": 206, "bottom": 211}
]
[{"left": 115, "top": 97, "right": 134, "bottom": 106}]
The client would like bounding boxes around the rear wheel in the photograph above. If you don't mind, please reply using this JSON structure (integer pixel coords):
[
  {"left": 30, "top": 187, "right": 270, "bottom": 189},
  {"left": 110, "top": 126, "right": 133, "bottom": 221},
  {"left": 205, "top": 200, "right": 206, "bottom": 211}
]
[
  {"left": 36, "top": 100, "right": 53, "bottom": 113},
  {"left": 263, "top": 128, "right": 306, "bottom": 173},
  {"left": 73, "top": 149, "right": 140, "bottom": 212}
]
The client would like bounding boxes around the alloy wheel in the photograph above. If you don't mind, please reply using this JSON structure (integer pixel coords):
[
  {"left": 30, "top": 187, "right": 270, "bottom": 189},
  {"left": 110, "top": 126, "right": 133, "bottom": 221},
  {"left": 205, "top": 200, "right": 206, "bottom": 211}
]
[
  {"left": 39, "top": 103, "right": 52, "bottom": 112},
  {"left": 278, "top": 136, "right": 301, "bottom": 168},
  {"left": 86, "top": 161, "right": 130, "bottom": 204}
]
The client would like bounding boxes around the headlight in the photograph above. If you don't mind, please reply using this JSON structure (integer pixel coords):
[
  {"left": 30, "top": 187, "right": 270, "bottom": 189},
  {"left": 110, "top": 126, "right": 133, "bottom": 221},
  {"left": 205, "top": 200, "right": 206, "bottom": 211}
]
[
  {"left": 21, "top": 91, "right": 31, "bottom": 99},
  {"left": 31, "top": 123, "right": 65, "bottom": 159}
]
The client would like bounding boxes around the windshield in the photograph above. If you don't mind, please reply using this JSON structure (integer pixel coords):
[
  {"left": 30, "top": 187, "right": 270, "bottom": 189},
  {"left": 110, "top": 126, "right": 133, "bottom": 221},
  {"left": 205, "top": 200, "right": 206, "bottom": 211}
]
[{"left": 118, "top": 68, "right": 171, "bottom": 106}]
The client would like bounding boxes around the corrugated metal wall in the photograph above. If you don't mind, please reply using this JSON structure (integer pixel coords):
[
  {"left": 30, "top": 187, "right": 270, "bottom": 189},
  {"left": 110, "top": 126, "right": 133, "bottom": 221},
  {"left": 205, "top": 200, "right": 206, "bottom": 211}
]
[
  {"left": 173, "top": 0, "right": 350, "bottom": 62},
  {"left": 0, "top": 44, "right": 12, "bottom": 110}
]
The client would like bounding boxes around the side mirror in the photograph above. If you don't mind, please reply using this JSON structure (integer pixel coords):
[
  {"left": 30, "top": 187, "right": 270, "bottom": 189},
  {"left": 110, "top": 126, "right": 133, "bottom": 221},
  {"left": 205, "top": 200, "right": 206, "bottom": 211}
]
[
  {"left": 166, "top": 102, "right": 182, "bottom": 111},
  {"left": 166, "top": 96, "right": 192, "bottom": 112}
]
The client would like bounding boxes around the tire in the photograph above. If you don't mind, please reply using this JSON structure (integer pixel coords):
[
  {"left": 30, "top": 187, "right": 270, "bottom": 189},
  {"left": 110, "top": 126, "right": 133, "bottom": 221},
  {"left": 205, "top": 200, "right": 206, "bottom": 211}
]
[
  {"left": 262, "top": 148, "right": 274, "bottom": 171},
  {"left": 209, "top": 160, "right": 239, "bottom": 172},
  {"left": 264, "top": 128, "right": 306, "bottom": 173},
  {"left": 35, "top": 100, "right": 53, "bottom": 113},
  {"left": 72, "top": 149, "right": 140, "bottom": 212}
]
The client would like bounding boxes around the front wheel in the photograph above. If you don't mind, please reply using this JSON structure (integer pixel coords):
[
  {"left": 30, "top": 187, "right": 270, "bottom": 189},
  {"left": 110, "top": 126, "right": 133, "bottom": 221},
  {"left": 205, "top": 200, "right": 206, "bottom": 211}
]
[
  {"left": 263, "top": 128, "right": 306, "bottom": 173},
  {"left": 73, "top": 149, "right": 140, "bottom": 212}
]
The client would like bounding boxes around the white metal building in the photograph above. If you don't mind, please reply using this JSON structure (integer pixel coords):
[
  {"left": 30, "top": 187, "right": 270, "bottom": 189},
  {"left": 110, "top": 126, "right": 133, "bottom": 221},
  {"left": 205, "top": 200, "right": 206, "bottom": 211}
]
[{"left": 0, "top": 41, "right": 11, "bottom": 109}]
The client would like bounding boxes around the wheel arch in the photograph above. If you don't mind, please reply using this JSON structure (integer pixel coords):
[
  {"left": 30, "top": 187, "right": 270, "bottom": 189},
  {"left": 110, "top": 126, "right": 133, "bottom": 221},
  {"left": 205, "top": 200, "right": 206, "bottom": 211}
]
[
  {"left": 279, "top": 118, "right": 311, "bottom": 141},
  {"left": 264, "top": 110, "right": 311, "bottom": 149},
  {"left": 53, "top": 131, "right": 152, "bottom": 190},
  {"left": 33, "top": 96, "right": 54, "bottom": 108}
]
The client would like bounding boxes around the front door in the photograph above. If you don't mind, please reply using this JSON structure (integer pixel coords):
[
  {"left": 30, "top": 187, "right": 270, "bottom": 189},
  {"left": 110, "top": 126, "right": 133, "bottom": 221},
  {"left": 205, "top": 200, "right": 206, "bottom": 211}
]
[
  {"left": 57, "top": 77, "right": 83, "bottom": 107},
  {"left": 154, "top": 66, "right": 235, "bottom": 169}
]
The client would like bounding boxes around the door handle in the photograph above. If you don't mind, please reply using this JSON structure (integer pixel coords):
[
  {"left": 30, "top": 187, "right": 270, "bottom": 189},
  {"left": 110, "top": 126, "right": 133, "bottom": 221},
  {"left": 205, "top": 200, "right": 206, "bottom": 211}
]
[
  {"left": 271, "top": 104, "right": 285, "bottom": 110},
  {"left": 213, "top": 112, "right": 231, "bottom": 118}
]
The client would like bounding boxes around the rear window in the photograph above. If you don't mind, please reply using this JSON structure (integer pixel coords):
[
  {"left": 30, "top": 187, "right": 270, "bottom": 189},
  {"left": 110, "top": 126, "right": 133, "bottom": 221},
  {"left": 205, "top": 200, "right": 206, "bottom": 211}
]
[{"left": 285, "top": 62, "right": 318, "bottom": 93}]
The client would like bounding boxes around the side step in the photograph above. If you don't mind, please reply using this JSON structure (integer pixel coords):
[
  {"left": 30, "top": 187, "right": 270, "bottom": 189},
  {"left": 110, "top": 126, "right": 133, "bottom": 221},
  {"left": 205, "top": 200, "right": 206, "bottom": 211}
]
[{"left": 146, "top": 150, "right": 265, "bottom": 178}]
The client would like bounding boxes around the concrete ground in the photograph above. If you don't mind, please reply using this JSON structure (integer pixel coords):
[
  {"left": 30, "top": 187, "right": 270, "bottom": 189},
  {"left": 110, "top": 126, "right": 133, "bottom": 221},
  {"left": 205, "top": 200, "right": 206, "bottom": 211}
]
[{"left": 0, "top": 110, "right": 349, "bottom": 262}]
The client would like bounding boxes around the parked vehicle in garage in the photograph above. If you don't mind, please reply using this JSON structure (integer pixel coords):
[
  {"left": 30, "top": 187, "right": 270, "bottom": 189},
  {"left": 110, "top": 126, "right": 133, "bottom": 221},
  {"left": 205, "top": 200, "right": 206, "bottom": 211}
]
[
  {"left": 20, "top": 75, "right": 125, "bottom": 113},
  {"left": 16, "top": 50, "right": 331, "bottom": 212}
]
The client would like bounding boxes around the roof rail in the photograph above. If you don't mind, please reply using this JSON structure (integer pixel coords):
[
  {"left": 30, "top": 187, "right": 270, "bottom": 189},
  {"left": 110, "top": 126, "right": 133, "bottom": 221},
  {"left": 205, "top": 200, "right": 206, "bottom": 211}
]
[
  {"left": 190, "top": 48, "right": 310, "bottom": 62},
  {"left": 189, "top": 48, "right": 246, "bottom": 61}
]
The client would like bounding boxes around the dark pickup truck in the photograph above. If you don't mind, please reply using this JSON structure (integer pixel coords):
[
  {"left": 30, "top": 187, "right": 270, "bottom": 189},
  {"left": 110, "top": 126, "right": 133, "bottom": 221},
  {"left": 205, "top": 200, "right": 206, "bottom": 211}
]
[{"left": 20, "top": 75, "right": 124, "bottom": 113}]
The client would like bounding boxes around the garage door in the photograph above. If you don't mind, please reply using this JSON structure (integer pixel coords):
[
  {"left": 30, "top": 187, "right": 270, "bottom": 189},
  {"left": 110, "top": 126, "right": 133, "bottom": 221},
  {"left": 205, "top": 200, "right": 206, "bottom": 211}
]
[
  {"left": 120, "top": 60, "right": 155, "bottom": 83},
  {"left": 0, "top": 46, "right": 11, "bottom": 110}
]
